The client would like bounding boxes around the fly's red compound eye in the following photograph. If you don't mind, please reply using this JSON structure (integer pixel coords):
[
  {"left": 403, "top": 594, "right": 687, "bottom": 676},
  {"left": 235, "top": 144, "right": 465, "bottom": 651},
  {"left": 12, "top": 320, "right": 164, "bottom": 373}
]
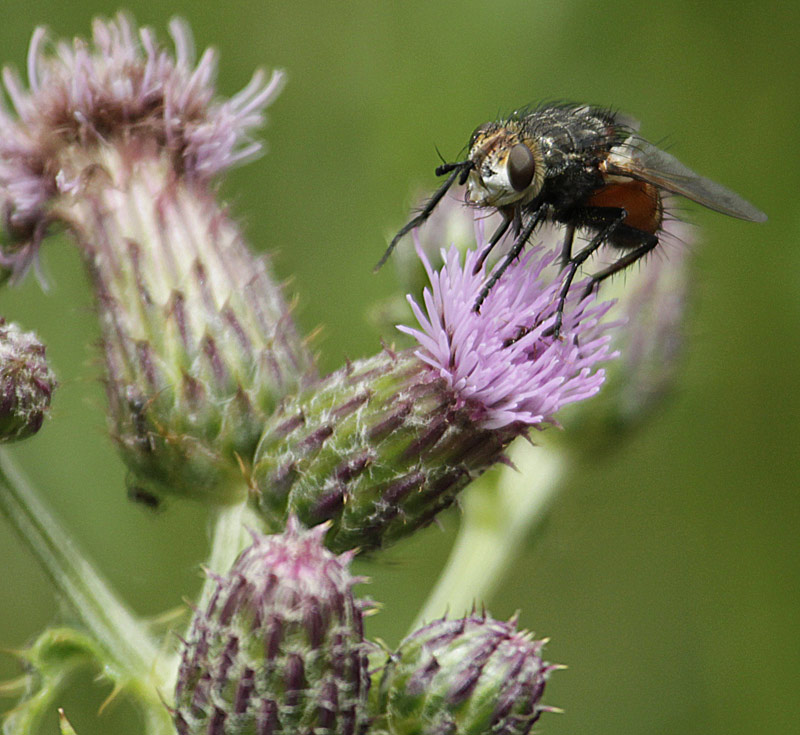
[{"left": 508, "top": 143, "right": 535, "bottom": 191}]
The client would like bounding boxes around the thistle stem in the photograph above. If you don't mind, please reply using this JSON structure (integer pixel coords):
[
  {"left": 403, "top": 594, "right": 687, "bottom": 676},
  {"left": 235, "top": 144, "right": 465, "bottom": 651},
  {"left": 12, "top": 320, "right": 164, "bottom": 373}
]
[
  {"left": 0, "top": 449, "right": 161, "bottom": 682},
  {"left": 412, "top": 440, "right": 566, "bottom": 630},
  {"left": 161, "top": 498, "right": 248, "bottom": 687},
  {"left": 198, "top": 498, "right": 248, "bottom": 611}
]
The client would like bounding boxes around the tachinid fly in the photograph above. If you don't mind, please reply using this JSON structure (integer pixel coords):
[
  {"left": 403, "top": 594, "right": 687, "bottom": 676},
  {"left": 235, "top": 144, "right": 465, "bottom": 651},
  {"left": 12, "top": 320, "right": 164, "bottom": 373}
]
[{"left": 376, "top": 104, "right": 767, "bottom": 336}]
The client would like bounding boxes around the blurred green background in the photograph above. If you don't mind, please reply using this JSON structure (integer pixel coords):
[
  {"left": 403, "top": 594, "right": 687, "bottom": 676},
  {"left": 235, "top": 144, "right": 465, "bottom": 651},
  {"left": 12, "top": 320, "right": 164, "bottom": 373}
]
[{"left": 0, "top": 1, "right": 797, "bottom": 733}]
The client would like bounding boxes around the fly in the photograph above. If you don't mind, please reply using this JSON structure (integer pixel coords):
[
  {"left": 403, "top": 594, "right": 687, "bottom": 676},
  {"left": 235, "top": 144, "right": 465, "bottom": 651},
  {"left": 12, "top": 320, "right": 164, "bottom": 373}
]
[{"left": 376, "top": 104, "right": 767, "bottom": 336}]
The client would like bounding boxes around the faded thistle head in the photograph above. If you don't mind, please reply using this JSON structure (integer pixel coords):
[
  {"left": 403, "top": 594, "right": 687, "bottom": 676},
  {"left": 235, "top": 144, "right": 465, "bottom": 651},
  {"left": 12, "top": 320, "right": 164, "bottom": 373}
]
[
  {"left": 174, "top": 519, "right": 371, "bottom": 735},
  {"left": 0, "top": 15, "right": 315, "bottom": 503}
]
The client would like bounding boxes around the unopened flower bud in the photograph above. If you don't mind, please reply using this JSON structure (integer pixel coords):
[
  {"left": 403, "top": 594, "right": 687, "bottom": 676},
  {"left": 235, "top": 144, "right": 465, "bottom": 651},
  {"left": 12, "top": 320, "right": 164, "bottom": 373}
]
[
  {"left": 174, "top": 519, "right": 371, "bottom": 735},
  {"left": 0, "top": 319, "right": 56, "bottom": 442},
  {"left": 377, "top": 614, "right": 558, "bottom": 735}
]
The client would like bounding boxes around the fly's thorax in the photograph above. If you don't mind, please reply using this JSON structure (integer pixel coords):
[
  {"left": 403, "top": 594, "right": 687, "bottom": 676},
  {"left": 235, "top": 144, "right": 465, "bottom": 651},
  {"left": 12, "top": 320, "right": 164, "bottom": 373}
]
[{"left": 465, "top": 124, "right": 544, "bottom": 208}]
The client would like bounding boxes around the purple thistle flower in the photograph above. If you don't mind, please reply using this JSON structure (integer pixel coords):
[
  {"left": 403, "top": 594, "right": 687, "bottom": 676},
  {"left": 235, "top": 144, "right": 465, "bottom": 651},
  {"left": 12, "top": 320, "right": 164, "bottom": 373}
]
[
  {"left": 399, "top": 225, "right": 618, "bottom": 430},
  {"left": 253, "top": 221, "right": 620, "bottom": 552}
]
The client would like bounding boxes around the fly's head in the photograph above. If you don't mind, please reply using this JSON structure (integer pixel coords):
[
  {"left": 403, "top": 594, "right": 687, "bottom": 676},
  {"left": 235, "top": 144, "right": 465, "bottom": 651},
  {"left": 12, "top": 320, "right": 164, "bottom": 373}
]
[{"left": 465, "top": 121, "right": 545, "bottom": 208}]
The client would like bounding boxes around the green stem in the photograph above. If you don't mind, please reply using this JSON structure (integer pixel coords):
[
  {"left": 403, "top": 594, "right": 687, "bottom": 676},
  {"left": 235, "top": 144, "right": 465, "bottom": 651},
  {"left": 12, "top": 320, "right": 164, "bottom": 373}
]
[
  {"left": 0, "top": 449, "right": 161, "bottom": 682},
  {"left": 411, "top": 440, "right": 566, "bottom": 631},
  {"left": 197, "top": 499, "right": 248, "bottom": 611}
]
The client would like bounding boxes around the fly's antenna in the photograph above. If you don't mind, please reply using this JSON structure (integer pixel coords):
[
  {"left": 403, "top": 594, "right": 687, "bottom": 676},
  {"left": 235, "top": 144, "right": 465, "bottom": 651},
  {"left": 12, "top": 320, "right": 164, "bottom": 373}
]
[{"left": 374, "top": 160, "right": 473, "bottom": 272}]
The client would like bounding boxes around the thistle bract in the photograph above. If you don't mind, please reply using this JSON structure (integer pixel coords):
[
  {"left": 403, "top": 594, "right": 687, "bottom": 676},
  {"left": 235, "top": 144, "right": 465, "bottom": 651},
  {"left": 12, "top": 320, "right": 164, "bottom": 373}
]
[
  {"left": 254, "top": 349, "right": 521, "bottom": 553},
  {"left": 174, "top": 520, "right": 371, "bottom": 735},
  {"left": 377, "top": 614, "right": 557, "bottom": 735}
]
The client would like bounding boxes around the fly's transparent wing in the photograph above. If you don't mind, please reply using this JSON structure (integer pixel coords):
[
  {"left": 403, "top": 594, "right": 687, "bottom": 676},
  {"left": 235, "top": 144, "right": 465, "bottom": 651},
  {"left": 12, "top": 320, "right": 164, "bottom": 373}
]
[
  {"left": 605, "top": 136, "right": 767, "bottom": 222},
  {"left": 610, "top": 110, "right": 641, "bottom": 133}
]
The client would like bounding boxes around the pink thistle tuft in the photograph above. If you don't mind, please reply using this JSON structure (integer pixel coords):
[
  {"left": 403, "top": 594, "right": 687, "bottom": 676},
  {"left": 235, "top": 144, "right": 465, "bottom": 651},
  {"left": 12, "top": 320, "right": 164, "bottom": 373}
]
[{"left": 398, "top": 225, "right": 619, "bottom": 430}]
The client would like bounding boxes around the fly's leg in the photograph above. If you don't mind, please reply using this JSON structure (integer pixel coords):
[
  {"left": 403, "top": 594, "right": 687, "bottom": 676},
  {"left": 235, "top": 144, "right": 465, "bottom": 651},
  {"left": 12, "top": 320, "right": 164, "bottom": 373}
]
[
  {"left": 552, "top": 208, "right": 628, "bottom": 338},
  {"left": 581, "top": 230, "right": 659, "bottom": 299},
  {"left": 374, "top": 160, "right": 473, "bottom": 272},
  {"left": 473, "top": 211, "right": 513, "bottom": 275},
  {"left": 472, "top": 206, "right": 547, "bottom": 312},
  {"left": 559, "top": 223, "right": 576, "bottom": 270}
]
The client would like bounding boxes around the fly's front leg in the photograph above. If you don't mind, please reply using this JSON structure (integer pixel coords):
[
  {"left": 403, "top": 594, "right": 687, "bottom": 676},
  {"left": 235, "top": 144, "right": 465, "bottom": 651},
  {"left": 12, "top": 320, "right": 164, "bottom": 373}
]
[
  {"left": 375, "top": 161, "right": 472, "bottom": 272},
  {"left": 473, "top": 210, "right": 513, "bottom": 275},
  {"left": 472, "top": 206, "right": 547, "bottom": 312}
]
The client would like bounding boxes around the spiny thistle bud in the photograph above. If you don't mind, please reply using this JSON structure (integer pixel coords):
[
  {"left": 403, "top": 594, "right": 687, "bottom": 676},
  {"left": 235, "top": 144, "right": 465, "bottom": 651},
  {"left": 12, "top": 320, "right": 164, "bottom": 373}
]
[
  {"left": 376, "top": 613, "right": 559, "bottom": 735},
  {"left": 254, "top": 349, "right": 521, "bottom": 553},
  {"left": 254, "top": 241, "right": 617, "bottom": 553},
  {"left": 0, "top": 319, "right": 56, "bottom": 442},
  {"left": 0, "top": 16, "right": 315, "bottom": 503},
  {"left": 174, "top": 519, "right": 371, "bottom": 735}
]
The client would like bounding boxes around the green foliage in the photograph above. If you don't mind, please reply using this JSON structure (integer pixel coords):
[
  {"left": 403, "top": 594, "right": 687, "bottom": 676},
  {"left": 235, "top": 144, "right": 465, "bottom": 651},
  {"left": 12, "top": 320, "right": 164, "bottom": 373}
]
[{"left": 1, "top": 628, "right": 113, "bottom": 735}]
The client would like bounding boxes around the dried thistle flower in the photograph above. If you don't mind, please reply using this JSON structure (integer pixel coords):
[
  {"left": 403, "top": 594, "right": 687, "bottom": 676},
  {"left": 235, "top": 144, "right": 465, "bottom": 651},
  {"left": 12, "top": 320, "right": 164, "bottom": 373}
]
[{"left": 0, "top": 15, "right": 315, "bottom": 502}]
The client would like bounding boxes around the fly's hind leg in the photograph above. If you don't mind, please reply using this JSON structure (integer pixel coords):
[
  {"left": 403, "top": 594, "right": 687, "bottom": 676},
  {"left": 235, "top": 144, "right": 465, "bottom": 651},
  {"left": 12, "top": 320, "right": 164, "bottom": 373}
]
[{"left": 581, "top": 227, "right": 659, "bottom": 300}]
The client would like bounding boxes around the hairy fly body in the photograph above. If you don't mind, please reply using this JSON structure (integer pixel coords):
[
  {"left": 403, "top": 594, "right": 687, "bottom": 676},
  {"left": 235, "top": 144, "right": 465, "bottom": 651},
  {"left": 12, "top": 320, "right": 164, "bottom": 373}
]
[{"left": 377, "top": 104, "right": 767, "bottom": 336}]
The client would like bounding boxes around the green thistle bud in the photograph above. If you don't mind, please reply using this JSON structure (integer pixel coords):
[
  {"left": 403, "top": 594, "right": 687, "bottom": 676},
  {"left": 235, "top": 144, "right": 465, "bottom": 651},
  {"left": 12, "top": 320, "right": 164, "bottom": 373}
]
[
  {"left": 87, "top": 151, "right": 315, "bottom": 504},
  {"left": 0, "top": 319, "right": 56, "bottom": 442},
  {"left": 253, "top": 350, "right": 521, "bottom": 553},
  {"left": 174, "top": 519, "right": 371, "bottom": 735},
  {"left": 377, "top": 614, "right": 558, "bottom": 735}
]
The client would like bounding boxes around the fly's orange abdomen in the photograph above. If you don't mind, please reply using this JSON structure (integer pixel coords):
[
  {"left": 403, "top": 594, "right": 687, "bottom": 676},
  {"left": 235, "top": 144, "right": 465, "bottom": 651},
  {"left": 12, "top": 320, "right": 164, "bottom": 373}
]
[{"left": 587, "top": 180, "right": 663, "bottom": 234}]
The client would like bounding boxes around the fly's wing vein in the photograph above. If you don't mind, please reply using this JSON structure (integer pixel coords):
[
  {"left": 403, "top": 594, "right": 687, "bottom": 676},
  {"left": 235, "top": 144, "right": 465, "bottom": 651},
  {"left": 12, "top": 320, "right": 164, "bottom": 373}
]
[{"left": 606, "top": 136, "right": 767, "bottom": 222}]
